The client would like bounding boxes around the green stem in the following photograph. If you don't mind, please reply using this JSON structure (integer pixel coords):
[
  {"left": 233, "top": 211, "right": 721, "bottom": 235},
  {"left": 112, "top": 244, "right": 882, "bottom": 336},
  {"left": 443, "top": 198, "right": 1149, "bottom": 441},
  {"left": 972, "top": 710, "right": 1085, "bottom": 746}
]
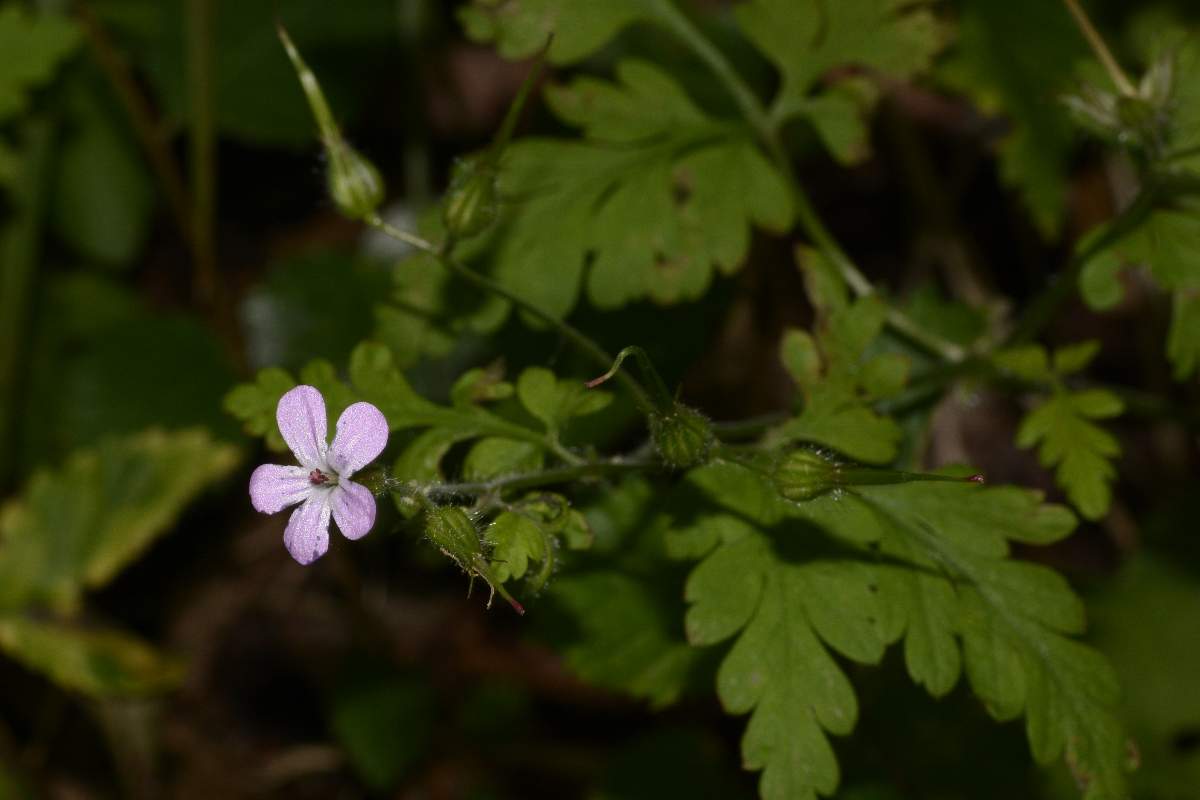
[
  {"left": 651, "top": 0, "right": 967, "bottom": 364},
  {"left": 1062, "top": 0, "right": 1136, "bottom": 97},
  {"left": 585, "top": 346, "right": 674, "bottom": 413},
  {"left": 386, "top": 457, "right": 655, "bottom": 500},
  {"left": 364, "top": 214, "right": 657, "bottom": 413}
]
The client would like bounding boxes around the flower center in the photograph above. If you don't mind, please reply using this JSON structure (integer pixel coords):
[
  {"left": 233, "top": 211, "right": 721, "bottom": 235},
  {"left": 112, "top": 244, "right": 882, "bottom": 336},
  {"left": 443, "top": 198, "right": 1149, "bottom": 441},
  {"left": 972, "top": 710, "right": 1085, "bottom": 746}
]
[{"left": 309, "top": 468, "right": 333, "bottom": 485}]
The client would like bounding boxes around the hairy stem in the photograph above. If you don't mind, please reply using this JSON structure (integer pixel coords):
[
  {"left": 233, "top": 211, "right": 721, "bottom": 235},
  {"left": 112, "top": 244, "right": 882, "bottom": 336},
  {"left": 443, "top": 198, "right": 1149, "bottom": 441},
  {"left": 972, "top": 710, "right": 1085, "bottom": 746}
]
[
  {"left": 386, "top": 457, "right": 656, "bottom": 500},
  {"left": 364, "top": 214, "right": 656, "bottom": 413},
  {"left": 651, "top": 0, "right": 967, "bottom": 363}
]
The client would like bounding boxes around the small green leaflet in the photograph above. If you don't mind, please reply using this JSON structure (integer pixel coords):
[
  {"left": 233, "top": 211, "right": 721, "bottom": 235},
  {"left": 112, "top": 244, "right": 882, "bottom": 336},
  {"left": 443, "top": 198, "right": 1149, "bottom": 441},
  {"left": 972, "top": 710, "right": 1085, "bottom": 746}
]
[
  {"left": 670, "top": 461, "right": 1131, "bottom": 800},
  {"left": 0, "top": 6, "right": 80, "bottom": 122},
  {"left": 1016, "top": 389, "right": 1123, "bottom": 521},
  {"left": 995, "top": 342, "right": 1123, "bottom": 521},
  {"left": 471, "top": 60, "right": 791, "bottom": 315},
  {"left": 738, "top": 0, "right": 942, "bottom": 163},
  {"left": 771, "top": 248, "right": 906, "bottom": 464}
]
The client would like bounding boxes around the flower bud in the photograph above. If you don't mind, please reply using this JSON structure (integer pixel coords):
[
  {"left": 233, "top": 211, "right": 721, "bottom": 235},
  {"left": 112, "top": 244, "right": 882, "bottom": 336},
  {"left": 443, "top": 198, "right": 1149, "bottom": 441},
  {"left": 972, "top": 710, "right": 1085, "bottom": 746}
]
[
  {"left": 422, "top": 505, "right": 483, "bottom": 568},
  {"left": 649, "top": 404, "right": 715, "bottom": 469},
  {"left": 328, "top": 140, "right": 385, "bottom": 220},
  {"left": 443, "top": 157, "right": 498, "bottom": 239},
  {"left": 773, "top": 449, "right": 839, "bottom": 502}
]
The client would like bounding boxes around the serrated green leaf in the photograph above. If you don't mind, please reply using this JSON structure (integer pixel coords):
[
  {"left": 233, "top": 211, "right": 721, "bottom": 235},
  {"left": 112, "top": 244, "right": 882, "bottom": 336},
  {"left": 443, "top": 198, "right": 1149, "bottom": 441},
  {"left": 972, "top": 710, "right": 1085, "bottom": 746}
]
[
  {"left": 486, "top": 511, "right": 549, "bottom": 584},
  {"left": 0, "top": 6, "right": 80, "bottom": 122},
  {"left": 0, "top": 429, "right": 239, "bottom": 612},
  {"left": 475, "top": 60, "right": 791, "bottom": 315},
  {"left": 1016, "top": 389, "right": 1123, "bottom": 520},
  {"left": 800, "top": 80, "right": 878, "bottom": 165},
  {"left": 856, "top": 482, "right": 1130, "bottom": 799},
  {"left": 457, "top": 0, "right": 649, "bottom": 64},
  {"left": 0, "top": 616, "right": 183, "bottom": 697}
]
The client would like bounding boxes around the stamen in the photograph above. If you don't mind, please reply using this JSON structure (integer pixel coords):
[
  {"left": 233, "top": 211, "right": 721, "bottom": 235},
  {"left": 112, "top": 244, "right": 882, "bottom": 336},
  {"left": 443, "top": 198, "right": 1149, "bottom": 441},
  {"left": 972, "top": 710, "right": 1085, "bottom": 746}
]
[{"left": 309, "top": 469, "right": 330, "bottom": 485}]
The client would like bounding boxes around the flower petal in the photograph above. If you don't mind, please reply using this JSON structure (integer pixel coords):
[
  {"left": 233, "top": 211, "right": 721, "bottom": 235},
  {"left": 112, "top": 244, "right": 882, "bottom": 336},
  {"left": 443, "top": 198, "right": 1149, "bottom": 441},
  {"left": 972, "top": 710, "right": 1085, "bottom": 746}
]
[
  {"left": 328, "top": 401, "right": 388, "bottom": 478},
  {"left": 331, "top": 479, "right": 376, "bottom": 541},
  {"left": 283, "top": 493, "right": 331, "bottom": 565},
  {"left": 249, "top": 464, "right": 311, "bottom": 514},
  {"left": 277, "top": 385, "right": 328, "bottom": 469}
]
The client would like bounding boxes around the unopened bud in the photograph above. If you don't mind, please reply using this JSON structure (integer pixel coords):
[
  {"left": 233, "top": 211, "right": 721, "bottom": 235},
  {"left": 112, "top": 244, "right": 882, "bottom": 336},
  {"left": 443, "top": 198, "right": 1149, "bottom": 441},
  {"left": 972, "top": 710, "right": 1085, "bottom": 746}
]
[
  {"left": 773, "top": 449, "right": 839, "bottom": 502},
  {"left": 328, "top": 140, "right": 384, "bottom": 220},
  {"left": 649, "top": 404, "right": 715, "bottom": 469},
  {"left": 422, "top": 505, "right": 483, "bottom": 569},
  {"left": 443, "top": 157, "right": 498, "bottom": 239}
]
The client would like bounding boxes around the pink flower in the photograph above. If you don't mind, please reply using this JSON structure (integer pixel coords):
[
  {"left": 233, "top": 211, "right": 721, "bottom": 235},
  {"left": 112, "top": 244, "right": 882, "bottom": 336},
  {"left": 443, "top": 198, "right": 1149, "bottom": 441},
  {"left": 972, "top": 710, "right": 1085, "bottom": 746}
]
[{"left": 249, "top": 386, "right": 388, "bottom": 564}]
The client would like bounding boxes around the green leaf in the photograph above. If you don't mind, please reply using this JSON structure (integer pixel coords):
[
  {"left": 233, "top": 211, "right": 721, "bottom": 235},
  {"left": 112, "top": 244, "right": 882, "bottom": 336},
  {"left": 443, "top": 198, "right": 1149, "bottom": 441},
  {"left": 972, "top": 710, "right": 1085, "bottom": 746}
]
[
  {"left": 939, "top": 0, "right": 1088, "bottom": 234},
  {"left": 0, "top": 429, "right": 240, "bottom": 612},
  {"left": 739, "top": 0, "right": 942, "bottom": 161},
  {"left": 1167, "top": 291, "right": 1200, "bottom": 381},
  {"left": 548, "top": 570, "right": 701, "bottom": 709},
  {"left": 994, "top": 345, "right": 1053, "bottom": 383},
  {"left": 479, "top": 60, "right": 792, "bottom": 315},
  {"left": 0, "top": 5, "right": 80, "bottom": 122},
  {"left": 462, "top": 437, "right": 544, "bottom": 481},
  {"left": 51, "top": 77, "right": 154, "bottom": 266},
  {"left": 672, "top": 462, "right": 1129, "bottom": 799},
  {"left": 486, "top": 511, "right": 550, "bottom": 585},
  {"left": 223, "top": 367, "right": 299, "bottom": 452},
  {"left": 457, "top": 0, "right": 650, "bottom": 64},
  {"left": 1053, "top": 340, "right": 1102, "bottom": 375},
  {"left": 0, "top": 616, "right": 182, "bottom": 696},
  {"left": 1016, "top": 389, "right": 1124, "bottom": 520},
  {"left": 516, "top": 366, "right": 610, "bottom": 434}
]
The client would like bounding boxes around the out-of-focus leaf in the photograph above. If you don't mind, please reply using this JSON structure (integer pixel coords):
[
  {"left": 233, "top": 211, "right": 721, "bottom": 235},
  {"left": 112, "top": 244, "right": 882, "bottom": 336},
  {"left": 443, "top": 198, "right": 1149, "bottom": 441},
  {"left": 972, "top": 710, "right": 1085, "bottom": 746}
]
[
  {"left": 739, "top": 0, "right": 941, "bottom": 163},
  {"left": 51, "top": 75, "right": 154, "bottom": 266},
  {"left": 548, "top": 570, "right": 701, "bottom": 709},
  {"left": 1081, "top": 556, "right": 1200, "bottom": 798},
  {"left": 330, "top": 666, "right": 436, "bottom": 791},
  {"left": 939, "top": 0, "right": 1088, "bottom": 235},
  {"left": 516, "top": 366, "right": 611, "bottom": 434},
  {"left": 461, "top": 437, "right": 543, "bottom": 481},
  {"left": 458, "top": 0, "right": 650, "bottom": 64},
  {"left": 0, "top": 616, "right": 182, "bottom": 696},
  {"left": 0, "top": 429, "right": 240, "bottom": 612},
  {"left": 0, "top": 5, "right": 80, "bottom": 121},
  {"left": 1167, "top": 291, "right": 1200, "bottom": 381},
  {"left": 97, "top": 0, "right": 395, "bottom": 146},
  {"left": 22, "top": 274, "right": 239, "bottom": 466},
  {"left": 467, "top": 60, "right": 791, "bottom": 316}
]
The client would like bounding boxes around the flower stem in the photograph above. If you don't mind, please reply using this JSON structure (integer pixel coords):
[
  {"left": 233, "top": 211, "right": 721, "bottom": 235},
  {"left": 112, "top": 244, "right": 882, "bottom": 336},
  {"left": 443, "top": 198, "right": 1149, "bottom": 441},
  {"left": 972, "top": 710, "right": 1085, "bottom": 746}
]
[
  {"left": 1062, "top": 0, "right": 1136, "bottom": 97},
  {"left": 650, "top": 0, "right": 967, "bottom": 364},
  {"left": 364, "top": 214, "right": 656, "bottom": 413},
  {"left": 384, "top": 456, "right": 656, "bottom": 500}
]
